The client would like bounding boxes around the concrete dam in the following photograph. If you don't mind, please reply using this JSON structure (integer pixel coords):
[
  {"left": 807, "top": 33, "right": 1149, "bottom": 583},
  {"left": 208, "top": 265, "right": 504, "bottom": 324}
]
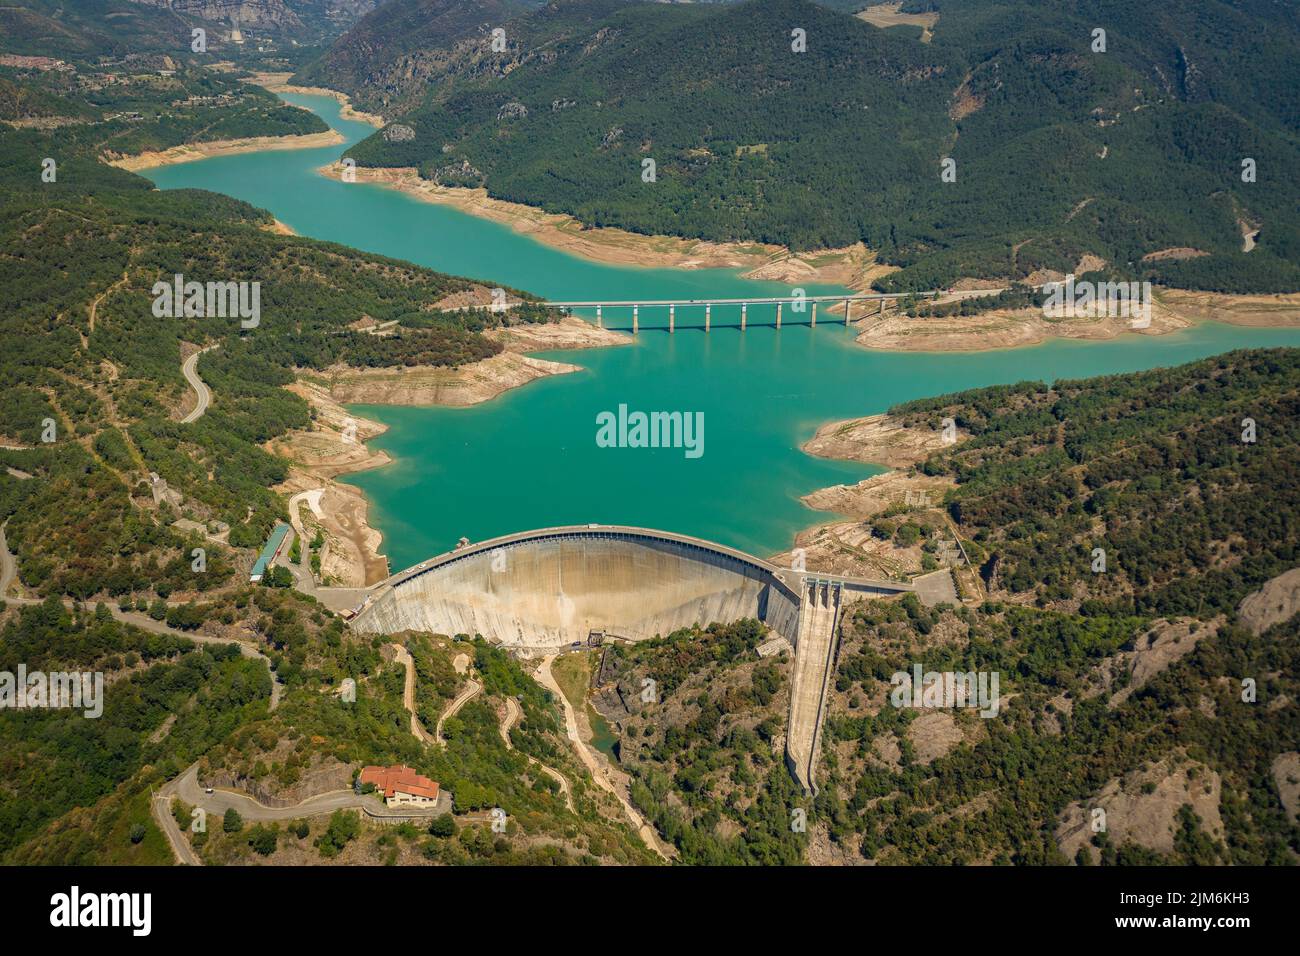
[
  {"left": 349, "top": 524, "right": 923, "bottom": 792},
  {"left": 351, "top": 525, "right": 804, "bottom": 648}
]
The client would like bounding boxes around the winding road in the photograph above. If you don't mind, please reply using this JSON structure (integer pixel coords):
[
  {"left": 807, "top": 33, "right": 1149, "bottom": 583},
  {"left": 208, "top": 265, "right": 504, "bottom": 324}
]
[
  {"left": 1, "top": 526, "right": 281, "bottom": 712},
  {"left": 180, "top": 345, "right": 217, "bottom": 423},
  {"left": 0, "top": 526, "right": 296, "bottom": 865},
  {"left": 499, "top": 694, "right": 575, "bottom": 812},
  {"left": 391, "top": 643, "right": 436, "bottom": 745},
  {"left": 389, "top": 643, "right": 574, "bottom": 810},
  {"left": 536, "top": 655, "right": 669, "bottom": 859},
  {"left": 152, "top": 762, "right": 448, "bottom": 865},
  {"left": 435, "top": 675, "right": 483, "bottom": 744}
]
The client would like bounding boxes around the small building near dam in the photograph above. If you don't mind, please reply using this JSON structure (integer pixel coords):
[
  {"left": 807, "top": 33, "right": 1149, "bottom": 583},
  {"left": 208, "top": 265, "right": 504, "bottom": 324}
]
[
  {"left": 249, "top": 522, "right": 291, "bottom": 583},
  {"left": 359, "top": 765, "right": 441, "bottom": 808}
]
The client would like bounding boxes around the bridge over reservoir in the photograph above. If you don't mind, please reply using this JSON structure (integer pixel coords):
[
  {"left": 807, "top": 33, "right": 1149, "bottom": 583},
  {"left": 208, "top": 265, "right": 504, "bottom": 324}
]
[
  {"left": 348, "top": 523, "right": 936, "bottom": 792},
  {"left": 535, "top": 291, "right": 942, "bottom": 334}
]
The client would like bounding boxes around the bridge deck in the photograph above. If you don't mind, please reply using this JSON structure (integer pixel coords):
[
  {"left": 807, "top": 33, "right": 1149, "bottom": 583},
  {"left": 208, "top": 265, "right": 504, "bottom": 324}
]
[{"left": 538, "top": 292, "right": 930, "bottom": 308}]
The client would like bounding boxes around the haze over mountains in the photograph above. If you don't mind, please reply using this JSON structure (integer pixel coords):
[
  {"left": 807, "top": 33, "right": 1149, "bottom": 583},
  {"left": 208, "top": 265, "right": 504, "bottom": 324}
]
[
  {"left": 1, "top": 0, "right": 378, "bottom": 57},
  {"left": 125, "top": 0, "right": 379, "bottom": 35},
  {"left": 299, "top": 0, "right": 1300, "bottom": 293}
]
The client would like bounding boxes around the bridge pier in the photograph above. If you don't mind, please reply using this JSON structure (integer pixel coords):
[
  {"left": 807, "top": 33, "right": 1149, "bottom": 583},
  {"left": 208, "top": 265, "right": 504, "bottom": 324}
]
[
  {"left": 776, "top": 302, "right": 782, "bottom": 328},
  {"left": 811, "top": 302, "right": 817, "bottom": 327},
  {"left": 669, "top": 304, "right": 675, "bottom": 334},
  {"left": 844, "top": 298, "right": 851, "bottom": 326},
  {"left": 632, "top": 304, "right": 638, "bottom": 336},
  {"left": 741, "top": 302, "right": 747, "bottom": 330},
  {"left": 595, "top": 304, "right": 602, "bottom": 328},
  {"left": 705, "top": 303, "right": 711, "bottom": 332}
]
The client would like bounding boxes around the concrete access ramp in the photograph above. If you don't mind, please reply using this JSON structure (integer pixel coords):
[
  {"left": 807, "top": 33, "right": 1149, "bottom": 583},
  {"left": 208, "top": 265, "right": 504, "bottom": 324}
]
[{"left": 350, "top": 525, "right": 803, "bottom": 649}]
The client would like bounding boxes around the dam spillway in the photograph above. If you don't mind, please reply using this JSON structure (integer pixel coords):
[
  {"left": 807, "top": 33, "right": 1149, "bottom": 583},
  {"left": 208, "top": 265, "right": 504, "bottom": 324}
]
[{"left": 349, "top": 525, "right": 803, "bottom": 649}]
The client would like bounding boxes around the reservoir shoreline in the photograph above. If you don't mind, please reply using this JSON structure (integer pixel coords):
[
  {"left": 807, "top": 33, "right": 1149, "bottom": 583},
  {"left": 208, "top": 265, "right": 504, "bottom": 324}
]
[
  {"left": 315, "top": 161, "right": 881, "bottom": 287},
  {"left": 314, "top": 159, "right": 1300, "bottom": 351},
  {"left": 141, "top": 90, "right": 1300, "bottom": 580},
  {"left": 270, "top": 318, "right": 629, "bottom": 585},
  {"left": 249, "top": 72, "right": 387, "bottom": 128},
  {"left": 106, "top": 130, "right": 345, "bottom": 171}
]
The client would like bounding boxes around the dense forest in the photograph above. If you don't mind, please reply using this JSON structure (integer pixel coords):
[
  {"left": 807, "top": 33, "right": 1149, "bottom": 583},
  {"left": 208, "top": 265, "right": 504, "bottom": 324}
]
[
  {"left": 0, "top": 90, "right": 544, "bottom": 601},
  {"left": 598, "top": 619, "right": 809, "bottom": 865},
  {"left": 892, "top": 348, "right": 1299, "bottom": 615},
  {"left": 795, "top": 348, "right": 1300, "bottom": 864},
  {"left": 0, "top": 0, "right": 376, "bottom": 59},
  {"left": 0, "top": 598, "right": 272, "bottom": 863},
  {"left": 319, "top": 0, "right": 1300, "bottom": 293}
]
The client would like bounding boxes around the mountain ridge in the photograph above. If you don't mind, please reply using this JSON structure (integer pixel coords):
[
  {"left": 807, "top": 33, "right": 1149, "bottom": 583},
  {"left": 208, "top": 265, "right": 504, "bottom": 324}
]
[{"left": 302, "top": 0, "right": 1300, "bottom": 293}]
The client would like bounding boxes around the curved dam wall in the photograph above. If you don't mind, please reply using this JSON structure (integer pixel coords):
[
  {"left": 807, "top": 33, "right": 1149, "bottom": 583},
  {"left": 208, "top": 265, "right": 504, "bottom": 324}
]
[{"left": 351, "top": 528, "right": 800, "bottom": 649}]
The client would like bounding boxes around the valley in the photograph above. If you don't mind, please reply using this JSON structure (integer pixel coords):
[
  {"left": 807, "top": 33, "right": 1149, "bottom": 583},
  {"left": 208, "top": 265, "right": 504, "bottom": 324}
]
[{"left": 0, "top": 0, "right": 1297, "bottom": 888}]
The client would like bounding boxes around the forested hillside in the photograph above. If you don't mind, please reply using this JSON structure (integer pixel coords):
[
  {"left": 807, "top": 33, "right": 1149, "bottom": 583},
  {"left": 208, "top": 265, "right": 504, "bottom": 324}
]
[
  {"left": 0, "top": 108, "right": 544, "bottom": 601},
  {"left": 0, "top": 598, "right": 272, "bottom": 864},
  {"left": 0, "top": 58, "right": 625, "bottom": 863},
  {"left": 894, "top": 348, "right": 1300, "bottom": 616},
  {"left": 317, "top": 0, "right": 1300, "bottom": 293},
  {"left": 799, "top": 348, "right": 1300, "bottom": 864},
  {"left": 0, "top": 64, "right": 328, "bottom": 155},
  {"left": 598, "top": 619, "right": 810, "bottom": 865},
  {"left": 0, "top": 0, "right": 376, "bottom": 57},
  {"left": 294, "top": 0, "right": 547, "bottom": 105}
]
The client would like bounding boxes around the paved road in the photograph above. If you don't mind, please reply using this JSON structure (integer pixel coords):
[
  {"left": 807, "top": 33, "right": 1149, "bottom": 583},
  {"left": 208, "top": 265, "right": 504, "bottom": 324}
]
[
  {"left": 180, "top": 346, "right": 217, "bottom": 423},
  {"left": 913, "top": 568, "right": 959, "bottom": 606},
  {"left": 275, "top": 527, "right": 320, "bottom": 600},
  {"left": 281, "top": 491, "right": 329, "bottom": 597},
  {"left": 151, "top": 791, "right": 200, "bottom": 866},
  {"left": 152, "top": 763, "right": 450, "bottom": 865},
  {"left": 166, "top": 764, "right": 398, "bottom": 821}
]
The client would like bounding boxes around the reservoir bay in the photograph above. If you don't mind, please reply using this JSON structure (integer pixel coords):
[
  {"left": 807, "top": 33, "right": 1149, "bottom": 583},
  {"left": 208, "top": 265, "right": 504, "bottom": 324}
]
[{"left": 147, "top": 93, "right": 1300, "bottom": 569}]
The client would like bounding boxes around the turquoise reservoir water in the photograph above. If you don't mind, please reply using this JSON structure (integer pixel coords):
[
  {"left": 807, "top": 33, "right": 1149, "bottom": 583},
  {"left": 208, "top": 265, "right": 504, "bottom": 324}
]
[{"left": 147, "top": 94, "right": 1300, "bottom": 568}]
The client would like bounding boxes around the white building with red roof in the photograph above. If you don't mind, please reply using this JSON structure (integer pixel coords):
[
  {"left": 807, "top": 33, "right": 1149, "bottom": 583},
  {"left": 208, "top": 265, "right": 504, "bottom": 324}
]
[{"left": 359, "top": 765, "right": 441, "bottom": 808}]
